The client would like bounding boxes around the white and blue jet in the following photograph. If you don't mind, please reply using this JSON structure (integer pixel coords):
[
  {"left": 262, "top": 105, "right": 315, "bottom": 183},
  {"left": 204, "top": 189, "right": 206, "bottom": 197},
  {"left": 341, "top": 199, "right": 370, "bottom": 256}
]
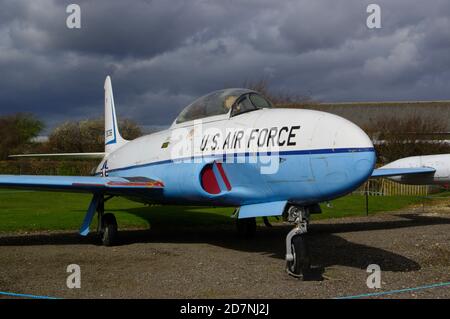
[{"left": 0, "top": 76, "right": 433, "bottom": 277}]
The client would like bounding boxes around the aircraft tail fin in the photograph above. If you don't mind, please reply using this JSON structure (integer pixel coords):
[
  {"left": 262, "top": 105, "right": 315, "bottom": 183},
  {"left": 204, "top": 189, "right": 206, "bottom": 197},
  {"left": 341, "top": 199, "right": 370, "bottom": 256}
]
[{"left": 104, "top": 76, "right": 127, "bottom": 153}]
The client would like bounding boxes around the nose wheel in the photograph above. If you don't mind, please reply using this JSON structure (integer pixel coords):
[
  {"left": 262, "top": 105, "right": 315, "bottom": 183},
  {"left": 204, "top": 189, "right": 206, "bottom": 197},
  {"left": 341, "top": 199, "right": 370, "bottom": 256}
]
[
  {"left": 286, "top": 233, "right": 310, "bottom": 277},
  {"left": 285, "top": 206, "right": 311, "bottom": 278}
]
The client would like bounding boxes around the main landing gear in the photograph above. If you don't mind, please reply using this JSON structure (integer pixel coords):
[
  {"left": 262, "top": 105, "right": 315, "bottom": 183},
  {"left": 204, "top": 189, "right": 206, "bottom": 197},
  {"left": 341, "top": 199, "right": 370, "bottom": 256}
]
[
  {"left": 95, "top": 196, "right": 118, "bottom": 246},
  {"left": 236, "top": 217, "right": 257, "bottom": 238},
  {"left": 284, "top": 205, "right": 311, "bottom": 278},
  {"left": 235, "top": 216, "right": 275, "bottom": 238}
]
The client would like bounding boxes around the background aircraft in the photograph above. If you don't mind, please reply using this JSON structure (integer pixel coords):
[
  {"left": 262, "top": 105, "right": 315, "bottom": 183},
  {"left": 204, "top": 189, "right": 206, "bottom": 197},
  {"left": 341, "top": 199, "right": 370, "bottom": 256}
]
[
  {"left": 378, "top": 154, "right": 448, "bottom": 185},
  {"left": 0, "top": 76, "right": 433, "bottom": 277}
]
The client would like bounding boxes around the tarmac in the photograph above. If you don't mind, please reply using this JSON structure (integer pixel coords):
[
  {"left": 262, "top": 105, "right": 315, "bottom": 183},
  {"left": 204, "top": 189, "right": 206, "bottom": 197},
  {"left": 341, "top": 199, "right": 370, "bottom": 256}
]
[{"left": 0, "top": 205, "right": 449, "bottom": 299}]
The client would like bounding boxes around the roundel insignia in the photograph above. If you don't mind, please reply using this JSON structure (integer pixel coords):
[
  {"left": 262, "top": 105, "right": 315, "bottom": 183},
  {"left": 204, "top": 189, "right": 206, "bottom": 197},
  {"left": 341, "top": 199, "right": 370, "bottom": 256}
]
[{"left": 200, "top": 162, "right": 232, "bottom": 194}]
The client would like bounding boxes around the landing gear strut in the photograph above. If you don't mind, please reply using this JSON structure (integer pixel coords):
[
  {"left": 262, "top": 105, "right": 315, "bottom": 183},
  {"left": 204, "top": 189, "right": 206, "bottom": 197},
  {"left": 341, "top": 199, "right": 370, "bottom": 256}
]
[{"left": 285, "top": 206, "right": 311, "bottom": 278}]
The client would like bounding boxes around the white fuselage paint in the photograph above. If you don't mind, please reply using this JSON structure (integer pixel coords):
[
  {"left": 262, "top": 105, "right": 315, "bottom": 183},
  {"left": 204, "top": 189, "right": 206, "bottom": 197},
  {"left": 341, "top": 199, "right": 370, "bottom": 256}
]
[{"left": 98, "top": 108, "right": 373, "bottom": 174}]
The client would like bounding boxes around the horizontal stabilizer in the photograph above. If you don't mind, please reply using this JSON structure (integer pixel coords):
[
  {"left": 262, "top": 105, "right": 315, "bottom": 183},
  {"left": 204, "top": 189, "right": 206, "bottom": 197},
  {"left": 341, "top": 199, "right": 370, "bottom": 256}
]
[
  {"left": 371, "top": 167, "right": 436, "bottom": 178},
  {"left": 9, "top": 153, "right": 106, "bottom": 159},
  {"left": 0, "top": 175, "right": 164, "bottom": 195}
]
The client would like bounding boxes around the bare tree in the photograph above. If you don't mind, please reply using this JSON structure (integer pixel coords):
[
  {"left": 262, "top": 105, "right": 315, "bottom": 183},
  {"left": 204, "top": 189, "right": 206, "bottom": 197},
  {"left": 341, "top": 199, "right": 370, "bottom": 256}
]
[
  {"left": 363, "top": 114, "right": 450, "bottom": 163},
  {"left": 243, "top": 79, "right": 316, "bottom": 107}
]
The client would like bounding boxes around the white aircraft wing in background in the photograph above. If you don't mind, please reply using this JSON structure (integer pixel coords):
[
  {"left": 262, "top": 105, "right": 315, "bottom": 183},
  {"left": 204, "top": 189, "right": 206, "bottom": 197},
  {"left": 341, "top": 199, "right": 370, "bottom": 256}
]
[
  {"left": 374, "top": 154, "right": 450, "bottom": 185},
  {"left": 371, "top": 167, "right": 436, "bottom": 178}
]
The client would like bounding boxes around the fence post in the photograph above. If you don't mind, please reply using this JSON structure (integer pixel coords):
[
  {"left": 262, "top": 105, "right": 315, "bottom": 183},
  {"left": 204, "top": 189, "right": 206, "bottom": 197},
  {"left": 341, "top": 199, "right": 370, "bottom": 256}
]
[{"left": 365, "top": 191, "right": 369, "bottom": 216}]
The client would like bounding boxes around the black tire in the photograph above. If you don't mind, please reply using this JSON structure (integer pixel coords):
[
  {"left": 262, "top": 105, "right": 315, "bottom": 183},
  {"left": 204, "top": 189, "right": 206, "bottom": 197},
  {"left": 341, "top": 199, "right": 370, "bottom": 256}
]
[
  {"left": 287, "top": 234, "right": 311, "bottom": 277},
  {"left": 101, "top": 213, "right": 118, "bottom": 246},
  {"left": 236, "top": 217, "right": 256, "bottom": 238}
]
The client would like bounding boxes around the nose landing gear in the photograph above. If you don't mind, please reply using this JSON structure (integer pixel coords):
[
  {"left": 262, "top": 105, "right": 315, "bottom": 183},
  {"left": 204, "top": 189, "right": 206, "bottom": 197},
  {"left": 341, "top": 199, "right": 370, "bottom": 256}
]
[{"left": 285, "top": 206, "right": 311, "bottom": 278}]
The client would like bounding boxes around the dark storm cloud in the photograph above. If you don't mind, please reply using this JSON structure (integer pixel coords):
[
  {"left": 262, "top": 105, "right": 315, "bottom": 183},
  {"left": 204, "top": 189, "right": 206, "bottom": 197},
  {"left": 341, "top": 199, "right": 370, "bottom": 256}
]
[{"left": 0, "top": 0, "right": 449, "bottom": 130}]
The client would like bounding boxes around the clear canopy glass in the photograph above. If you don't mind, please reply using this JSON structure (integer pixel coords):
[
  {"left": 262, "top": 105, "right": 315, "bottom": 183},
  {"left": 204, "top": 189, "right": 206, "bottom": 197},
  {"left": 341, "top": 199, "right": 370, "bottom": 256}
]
[{"left": 176, "top": 88, "right": 273, "bottom": 123}]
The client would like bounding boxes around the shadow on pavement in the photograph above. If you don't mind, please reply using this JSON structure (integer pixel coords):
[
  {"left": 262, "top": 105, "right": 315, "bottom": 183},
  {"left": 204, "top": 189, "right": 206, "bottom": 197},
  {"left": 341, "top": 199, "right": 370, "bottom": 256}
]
[{"left": 2, "top": 209, "right": 446, "bottom": 277}]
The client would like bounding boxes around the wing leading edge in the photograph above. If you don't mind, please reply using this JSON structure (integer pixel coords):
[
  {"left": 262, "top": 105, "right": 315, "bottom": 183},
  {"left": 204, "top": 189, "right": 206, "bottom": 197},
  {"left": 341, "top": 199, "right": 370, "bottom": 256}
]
[{"left": 371, "top": 167, "right": 436, "bottom": 178}]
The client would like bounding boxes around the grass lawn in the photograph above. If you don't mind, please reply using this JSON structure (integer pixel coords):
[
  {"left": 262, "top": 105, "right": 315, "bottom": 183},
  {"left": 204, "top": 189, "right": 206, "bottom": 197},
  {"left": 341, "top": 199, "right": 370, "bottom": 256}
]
[{"left": 0, "top": 189, "right": 437, "bottom": 233}]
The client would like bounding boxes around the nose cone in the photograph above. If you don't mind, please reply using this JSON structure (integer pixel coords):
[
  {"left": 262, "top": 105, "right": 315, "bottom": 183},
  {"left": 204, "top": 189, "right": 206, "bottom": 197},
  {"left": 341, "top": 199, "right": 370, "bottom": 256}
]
[
  {"left": 312, "top": 112, "right": 374, "bottom": 151},
  {"left": 311, "top": 113, "right": 376, "bottom": 197},
  {"left": 342, "top": 122, "right": 376, "bottom": 183}
]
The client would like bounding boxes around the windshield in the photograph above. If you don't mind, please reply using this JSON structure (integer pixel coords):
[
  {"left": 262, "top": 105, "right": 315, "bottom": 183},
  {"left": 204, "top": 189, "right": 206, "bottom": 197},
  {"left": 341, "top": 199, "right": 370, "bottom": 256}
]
[
  {"left": 231, "top": 93, "right": 273, "bottom": 117},
  {"left": 176, "top": 89, "right": 251, "bottom": 123}
]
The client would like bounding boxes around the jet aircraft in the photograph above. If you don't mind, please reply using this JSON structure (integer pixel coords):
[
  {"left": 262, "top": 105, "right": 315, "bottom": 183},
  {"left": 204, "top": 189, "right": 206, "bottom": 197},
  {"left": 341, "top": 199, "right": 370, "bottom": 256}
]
[{"left": 0, "top": 76, "right": 433, "bottom": 277}]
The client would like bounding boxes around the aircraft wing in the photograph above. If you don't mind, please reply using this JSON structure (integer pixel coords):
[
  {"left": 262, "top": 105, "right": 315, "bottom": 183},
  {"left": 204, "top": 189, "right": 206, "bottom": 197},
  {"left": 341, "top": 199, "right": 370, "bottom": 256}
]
[
  {"left": 371, "top": 167, "right": 436, "bottom": 178},
  {"left": 0, "top": 175, "right": 164, "bottom": 195},
  {"left": 9, "top": 153, "right": 106, "bottom": 159}
]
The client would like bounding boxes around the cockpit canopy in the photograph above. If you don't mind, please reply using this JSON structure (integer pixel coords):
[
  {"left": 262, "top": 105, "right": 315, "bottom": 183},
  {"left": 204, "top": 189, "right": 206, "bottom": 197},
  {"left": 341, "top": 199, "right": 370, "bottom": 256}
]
[{"left": 176, "top": 88, "right": 273, "bottom": 124}]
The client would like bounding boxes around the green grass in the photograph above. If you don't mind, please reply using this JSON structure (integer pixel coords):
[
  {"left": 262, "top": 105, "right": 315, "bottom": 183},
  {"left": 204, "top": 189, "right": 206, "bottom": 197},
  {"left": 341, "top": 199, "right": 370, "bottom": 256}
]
[
  {"left": 0, "top": 190, "right": 234, "bottom": 232},
  {"left": 317, "top": 194, "right": 424, "bottom": 220},
  {"left": 0, "top": 189, "right": 435, "bottom": 233}
]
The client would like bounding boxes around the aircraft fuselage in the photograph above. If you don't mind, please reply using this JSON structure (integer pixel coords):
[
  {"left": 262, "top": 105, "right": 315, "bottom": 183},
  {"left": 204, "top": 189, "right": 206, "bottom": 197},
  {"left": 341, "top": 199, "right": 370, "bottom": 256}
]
[{"left": 97, "top": 108, "right": 376, "bottom": 207}]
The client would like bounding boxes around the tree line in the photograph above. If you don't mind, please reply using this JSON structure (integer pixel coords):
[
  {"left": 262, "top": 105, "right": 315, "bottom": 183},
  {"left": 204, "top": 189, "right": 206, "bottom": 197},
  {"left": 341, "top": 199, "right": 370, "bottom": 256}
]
[
  {"left": 0, "top": 113, "right": 142, "bottom": 160},
  {"left": 1, "top": 86, "right": 450, "bottom": 175},
  {"left": 246, "top": 80, "right": 450, "bottom": 164}
]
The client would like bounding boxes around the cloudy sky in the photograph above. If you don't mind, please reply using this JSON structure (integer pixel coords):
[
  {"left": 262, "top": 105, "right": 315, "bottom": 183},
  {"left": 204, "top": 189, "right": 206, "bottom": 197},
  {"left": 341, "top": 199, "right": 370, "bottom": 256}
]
[{"left": 1, "top": 0, "right": 449, "bottom": 131}]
